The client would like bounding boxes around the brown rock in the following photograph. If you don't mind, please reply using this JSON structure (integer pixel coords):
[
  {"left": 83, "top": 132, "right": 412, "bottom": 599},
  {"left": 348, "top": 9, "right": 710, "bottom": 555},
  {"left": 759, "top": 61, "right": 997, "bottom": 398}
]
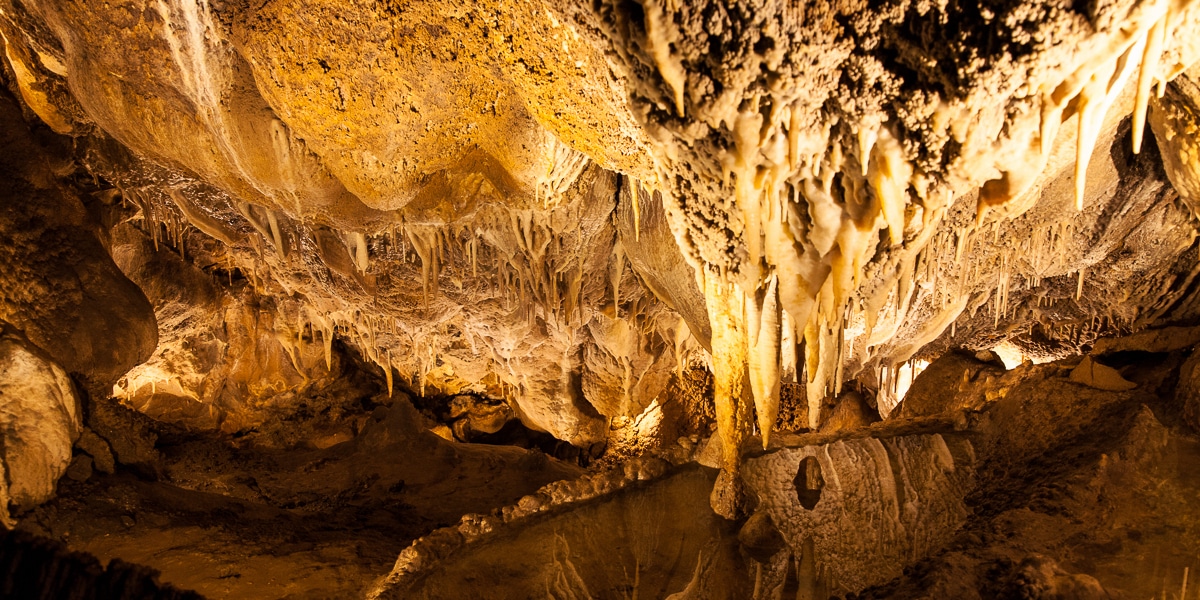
[
  {"left": 1069, "top": 356, "right": 1137, "bottom": 392},
  {"left": 75, "top": 429, "right": 115, "bottom": 475},
  {"left": 1091, "top": 325, "right": 1200, "bottom": 356},
  {"left": 86, "top": 398, "right": 159, "bottom": 470},
  {"left": 0, "top": 91, "right": 156, "bottom": 395},
  {"left": 710, "top": 469, "right": 746, "bottom": 520},
  {"left": 1177, "top": 350, "right": 1200, "bottom": 433},
  {"left": 818, "top": 390, "right": 880, "bottom": 433},
  {"left": 896, "top": 352, "right": 1004, "bottom": 418},
  {"left": 738, "top": 510, "right": 785, "bottom": 563},
  {"left": 64, "top": 455, "right": 92, "bottom": 482}
]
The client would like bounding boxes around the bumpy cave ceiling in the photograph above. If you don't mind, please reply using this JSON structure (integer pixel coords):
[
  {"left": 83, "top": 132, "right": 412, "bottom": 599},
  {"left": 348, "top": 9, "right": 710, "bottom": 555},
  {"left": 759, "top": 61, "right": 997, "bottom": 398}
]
[{"left": 3, "top": 0, "right": 1200, "bottom": 597}]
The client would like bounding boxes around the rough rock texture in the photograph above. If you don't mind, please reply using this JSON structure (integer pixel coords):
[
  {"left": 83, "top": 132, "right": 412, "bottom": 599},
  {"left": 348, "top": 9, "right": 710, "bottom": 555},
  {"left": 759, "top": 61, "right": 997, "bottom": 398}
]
[
  {"left": 1176, "top": 348, "right": 1200, "bottom": 431},
  {"left": 0, "top": 333, "right": 80, "bottom": 526},
  {"left": 1151, "top": 62, "right": 1200, "bottom": 218},
  {"left": 0, "top": 0, "right": 683, "bottom": 446},
  {"left": 895, "top": 352, "right": 1005, "bottom": 418},
  {"left": 862, "top": 384, "right": 1200, "bottom": 599},
  {"left": 0, "top": 0, "right": 1198, "bottom": 459},
  {"left": 0, "top": 85, "right": 156, "bottom": 396},
  {"left": 372, "top": 466, "right": 746, "bottom": 600},
  {"left": 108, "top": 220, "right": 349, "bottom": 432}
]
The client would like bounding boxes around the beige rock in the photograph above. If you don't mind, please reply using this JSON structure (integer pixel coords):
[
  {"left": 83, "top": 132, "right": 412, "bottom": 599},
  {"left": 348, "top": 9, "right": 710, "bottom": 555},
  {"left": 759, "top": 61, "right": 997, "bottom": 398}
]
[
  {"left": 0, "top": 335, "right": 81, "bottom": 521},
  {"left": 743, "top": 432, "right": 976, "bottom": 593},
  {"left": 1151, "top": 63, "right": 1200, "bottom": 220}
]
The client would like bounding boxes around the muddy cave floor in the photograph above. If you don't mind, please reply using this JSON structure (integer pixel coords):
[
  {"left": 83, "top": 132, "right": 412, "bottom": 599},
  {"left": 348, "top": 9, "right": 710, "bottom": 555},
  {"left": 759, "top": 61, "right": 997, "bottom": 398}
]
[{"left": 11, "top": 349, "right": 1200, "bottom": 600}]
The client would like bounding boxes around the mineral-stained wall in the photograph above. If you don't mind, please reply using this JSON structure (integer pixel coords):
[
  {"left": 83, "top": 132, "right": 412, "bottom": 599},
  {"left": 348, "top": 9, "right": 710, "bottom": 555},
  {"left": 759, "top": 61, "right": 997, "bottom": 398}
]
[{"left": 2, "top": 0, "right": 1200, "bottom": 597}]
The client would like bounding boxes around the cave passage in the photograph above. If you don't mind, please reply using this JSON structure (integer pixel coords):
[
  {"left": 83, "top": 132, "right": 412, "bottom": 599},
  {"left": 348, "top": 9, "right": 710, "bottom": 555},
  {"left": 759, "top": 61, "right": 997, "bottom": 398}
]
[{"left": 2, "top": 0, "right": 1200, "bottom": 598}]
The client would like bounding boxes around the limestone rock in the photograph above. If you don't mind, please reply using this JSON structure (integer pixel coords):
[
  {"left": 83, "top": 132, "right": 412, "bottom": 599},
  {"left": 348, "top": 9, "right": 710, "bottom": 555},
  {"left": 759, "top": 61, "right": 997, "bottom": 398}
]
[
  {"left": 742, "top": 432, "right": 975, "bottom": 592},
  {"left": 64, "top": 454, "right": 92, "bottom": 482},
  {"left": 1092, "top": 325, "right": 1200, "bottom": 355},
  {"left": 1151, "top": 62, "right": 1200, "bottom": 220},
  {"left": 1004, "top": 555, "right": 1113, "bottom": 600},
  {"left": 0, "top": 334, "right": 81, "bottom": 523},
  {"left": 86, "top": 397, "right": 160, "bottom": 470},
  {"left": 0, "top": 88, "right": 156, "bottom": 395},
  {"left": 447, "top": 395, "right": 512, "bottom": 440},
  {"left": 896, "top": 352, "right": 1004, "bottom": 418},
  {"left": 818, "top": 390, "right": 880, "bottom": 434},
  {"left": 738, "top": 510, "right": 785, "bottom": 563}
]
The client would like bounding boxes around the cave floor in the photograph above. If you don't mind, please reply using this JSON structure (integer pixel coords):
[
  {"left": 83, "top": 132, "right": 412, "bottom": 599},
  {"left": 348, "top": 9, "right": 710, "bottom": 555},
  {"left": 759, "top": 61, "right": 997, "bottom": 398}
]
[{"left": 14, "top": 398, "right": 582, "bottom": 599}]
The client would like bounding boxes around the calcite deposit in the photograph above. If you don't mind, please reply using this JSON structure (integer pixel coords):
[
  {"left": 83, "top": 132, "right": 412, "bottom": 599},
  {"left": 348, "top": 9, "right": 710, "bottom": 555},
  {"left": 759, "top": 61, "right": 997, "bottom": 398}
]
[{"left": 1, "top": 0, "right": 1200, "bottom": 597}]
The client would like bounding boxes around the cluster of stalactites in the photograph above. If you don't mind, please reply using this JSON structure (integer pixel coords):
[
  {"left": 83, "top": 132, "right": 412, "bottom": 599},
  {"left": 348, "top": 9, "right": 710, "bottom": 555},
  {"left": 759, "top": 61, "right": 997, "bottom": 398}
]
[
  {"left": 980, "top": 0, "right": 1192, "bottom": 213},
  {"left": 697, "top": 102, "right": 916, "bottom": 462},
  {"left": 686, "top": 0, "right": 1198, "bottom": 502}
]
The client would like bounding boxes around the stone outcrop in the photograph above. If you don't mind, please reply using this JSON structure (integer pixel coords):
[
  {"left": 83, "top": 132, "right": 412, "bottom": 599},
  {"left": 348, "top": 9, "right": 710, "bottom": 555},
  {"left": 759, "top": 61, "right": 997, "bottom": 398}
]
[
  {"left": 0, "top": 333, "right": 80, "bottom": 526},
  {"left": 0, "top": 86, "right": 156, "bottom": 396}
]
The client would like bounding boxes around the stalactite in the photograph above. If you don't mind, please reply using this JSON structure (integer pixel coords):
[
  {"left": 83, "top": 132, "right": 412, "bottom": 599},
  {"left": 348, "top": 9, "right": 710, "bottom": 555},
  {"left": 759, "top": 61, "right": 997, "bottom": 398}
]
[
  {"left": 704, "top": 274, "right": 752, "bottom": 509},
  {"left": 747, "top": 275, "right": 782, "bottom": 448},
  {"left": 352, "top": 232, "right": 369, "bottom": 273},
  {"left": 1134, "top": 15, "right": 1169, "bottom": 152}
]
